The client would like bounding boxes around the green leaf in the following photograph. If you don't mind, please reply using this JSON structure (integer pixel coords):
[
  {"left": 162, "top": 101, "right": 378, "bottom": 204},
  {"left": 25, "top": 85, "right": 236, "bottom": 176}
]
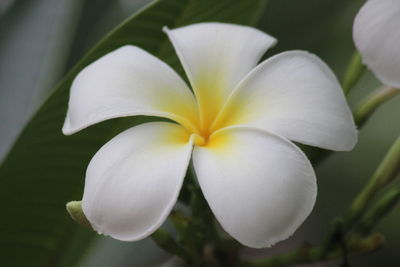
[{"left": 0, "top": 0, "right": 266, "bottom": 266}]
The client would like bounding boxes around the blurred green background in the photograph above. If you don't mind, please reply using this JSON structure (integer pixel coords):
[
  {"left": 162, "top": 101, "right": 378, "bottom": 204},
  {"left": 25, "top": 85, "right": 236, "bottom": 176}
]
[{"left": 0, "top": 0, "right": 398, "bottom": 266}]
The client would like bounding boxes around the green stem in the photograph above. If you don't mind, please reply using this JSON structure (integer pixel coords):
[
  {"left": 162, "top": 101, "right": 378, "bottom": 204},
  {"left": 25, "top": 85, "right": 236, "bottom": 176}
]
[
  {"left": 253, "top": 137, "right": 400, "bottom": 267},
  {"left": 170, "top": 210, "right": 204, "bottom": 262},
  {"left": 345, "top": 136, "right": 400, "bottom": 228},
  {"left": 342, "top": 51, "right": 365, "bottom": 95},
  {"left": 241, "top": 233, "right": 384, "bottom": 267},
  {"left": 356, "top": 189, "right": 400, "bottom": 235},
  {"left": 353, "top": 86, "right": 400, "bottom": 128},
  {"left": 171, "top": 164, "right": 223, "bottom": 265},
  {"left": 151, "top": 228, "right": 191, "bottom": 262},
  {"left": 316, "top": 218, "right": 344, "bottom": 260}
]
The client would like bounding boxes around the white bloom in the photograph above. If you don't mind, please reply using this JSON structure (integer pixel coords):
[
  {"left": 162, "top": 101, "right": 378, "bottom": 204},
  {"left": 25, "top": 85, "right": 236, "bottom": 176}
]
[
  {"left": 353, "top": 0, "right": 400, "bottom": 88},
  {"left": 63, "top": 23, "right": 357, "bottom": 248}
]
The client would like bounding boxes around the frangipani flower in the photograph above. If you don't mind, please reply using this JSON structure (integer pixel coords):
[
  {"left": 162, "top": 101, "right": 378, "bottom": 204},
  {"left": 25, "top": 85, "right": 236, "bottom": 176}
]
[
  {"left": 63, "top": 23, "right": 357, "bottom": 248},
  {"left": 353, "top": 0, "right": 400, "bottom": 88}
]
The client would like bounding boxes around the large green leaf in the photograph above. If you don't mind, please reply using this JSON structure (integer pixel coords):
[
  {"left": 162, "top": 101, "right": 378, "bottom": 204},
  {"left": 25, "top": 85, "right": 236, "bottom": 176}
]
[{"left": 0, "top": 0, "right": 266, "bottom": 266}]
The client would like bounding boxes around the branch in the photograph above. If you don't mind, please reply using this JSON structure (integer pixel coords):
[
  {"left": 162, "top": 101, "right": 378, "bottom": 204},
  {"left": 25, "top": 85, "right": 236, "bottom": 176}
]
[
  {"left": 241, "top": 233, "right": 384, "bottom": 267},
  {"left": 151, "top": 228, "right": 191, "bottom": 262},
  {"left": 342, "top": 51, "right": 365, "bottom": 95},
  {"left": 355, "top": 189, "right": 400, "bottom": 235},
  {"left": 354, "top": 86, "right": 400, "bottom": 127},
  {"left": 345, "top": 136, "right": 400, "bottom": 227}
]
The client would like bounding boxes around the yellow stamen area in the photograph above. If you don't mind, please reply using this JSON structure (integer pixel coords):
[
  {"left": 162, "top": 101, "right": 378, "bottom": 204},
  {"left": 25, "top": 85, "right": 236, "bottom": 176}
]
[
  {"left": 192, "top": 134, "right": 206, "bottom": 146},
  {"left": 181, "top": 92, "right": 234, "bottom": 148},
  {"left": 166, "top": 72, "right": 243, "bottom": 148},
  {"left": 175, "top": 76, "right": 221, "bottom": 145}
]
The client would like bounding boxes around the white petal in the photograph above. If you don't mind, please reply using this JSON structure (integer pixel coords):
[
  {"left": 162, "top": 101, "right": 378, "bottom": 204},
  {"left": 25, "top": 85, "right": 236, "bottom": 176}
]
[
  {"left": 82, "top": 122, "right": 193, "bottom": 241},
  {"left": 215, "top": 51, "right": 357, "bottom": 151},
  {"left": 63, "top": 46, "right": 199, "bottom": 135},
  {"left": 353, "top": 0, "right": 400, "bottom": 88},
  {"left": 164, "top": 23, "right": 276, "bottom": 126},
  {"left": 193, "top": 126, "right": 316, "bottom": 248}
]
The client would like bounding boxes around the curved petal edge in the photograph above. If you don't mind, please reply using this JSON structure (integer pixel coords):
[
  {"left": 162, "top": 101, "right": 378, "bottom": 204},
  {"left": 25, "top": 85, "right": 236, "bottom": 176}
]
[
  {"left": 164, "top": 22, "right": 277, "bottom": 125},
  {"left": 215, "top": 50, "right": 358, "bottom": 151},
  {"left": 82, "top": 122, "right": 193, "bottom": 241},
  {"left": 63, "top": 46, "right": 199, "bottom": 135},
  {"left": 193, "top": 126, "right": 317, "bottom": 248},
  {"left": 353, "top": 0, "right": 400, "bottom": 88}
]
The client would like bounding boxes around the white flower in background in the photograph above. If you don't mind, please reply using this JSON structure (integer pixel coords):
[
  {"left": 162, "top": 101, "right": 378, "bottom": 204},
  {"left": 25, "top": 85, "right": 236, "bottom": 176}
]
[
  {"left": 63, "top": 23, "right": 357, "bottom": 248},
  {"left": 353, "top": 0, "right": 400, "bottom": 88}
]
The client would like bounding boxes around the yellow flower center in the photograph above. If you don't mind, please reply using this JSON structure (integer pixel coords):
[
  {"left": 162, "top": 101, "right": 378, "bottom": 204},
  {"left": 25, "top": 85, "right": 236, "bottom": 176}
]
[
  {"left": 181, "top": 82, "right": 230, "bottom": 147},
  {"left": 192, "top": 134, "right": 206, "bottom": 146}
]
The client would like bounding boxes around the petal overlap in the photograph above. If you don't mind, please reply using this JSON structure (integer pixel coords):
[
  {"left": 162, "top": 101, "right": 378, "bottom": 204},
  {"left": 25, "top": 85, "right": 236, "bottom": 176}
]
[
  {"left": 214, "top": 51, "right": 357, "bottom": 151},
  {"left": 82, "top": 122, "right": 193, "bottom": 241},
  {"left": 193, "top": 126, "right": 317, "bottom": 248},
  {"left": 63, "top": 46, "right": 199, "bottom": 135},
  {"left": 63, "top": 22, "right": 359, "bottom": 249},
  {"left": 165, "top": 22, "right": 276, "bottom": 128}
]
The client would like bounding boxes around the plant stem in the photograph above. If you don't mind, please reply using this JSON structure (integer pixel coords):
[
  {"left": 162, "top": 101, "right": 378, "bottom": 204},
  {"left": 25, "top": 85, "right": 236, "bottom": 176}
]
[
  {"left": 316, "top": 218, "right": 345, "bottom": 260},
  {"left": 355, "top": 189, "right": 400, "bottom": 235},
  {"left": 342, "top": 51, "right": 365, "bottom": 95},
  {"left": 245, "top": 136, "right": 400, "bottom": 267},
  {"left": 353, "top": 86, "right": 400, "bottom": 127},
  {"left": 151, "top": 229, "right": 191, "bottom": 262},
  {"left": 344, "top": 136, "right": 400, "bottom": 228},
  {"left": 241, "top": 233, "right": 384, "bottom": 267}
]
